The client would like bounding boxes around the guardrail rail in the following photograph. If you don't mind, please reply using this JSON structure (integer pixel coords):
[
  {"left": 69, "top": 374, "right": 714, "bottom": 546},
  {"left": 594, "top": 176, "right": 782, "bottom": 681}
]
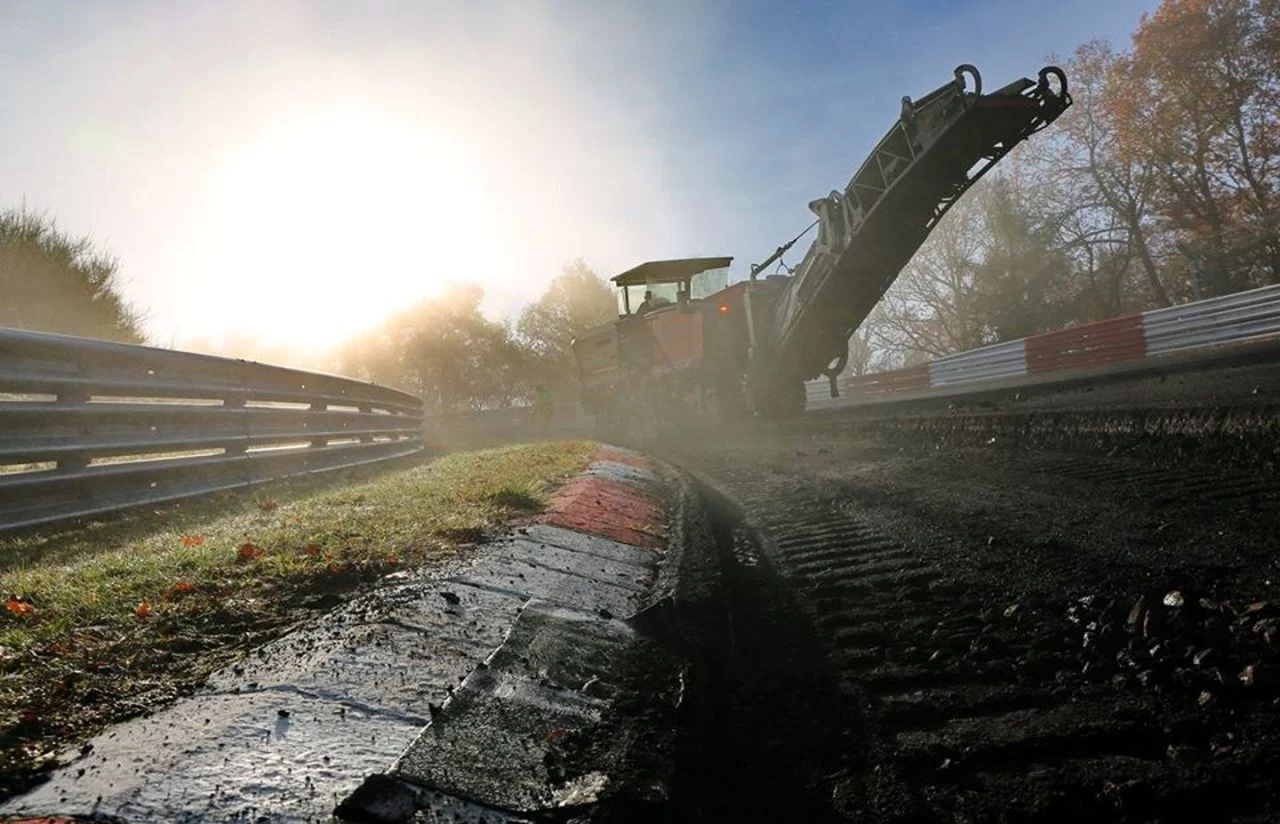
[
  {"left": 807, "top": 282, "right": 1280, "bottom": 406},
  {"left": 0, "top": 328, "right": 424, "bottom": 531}
]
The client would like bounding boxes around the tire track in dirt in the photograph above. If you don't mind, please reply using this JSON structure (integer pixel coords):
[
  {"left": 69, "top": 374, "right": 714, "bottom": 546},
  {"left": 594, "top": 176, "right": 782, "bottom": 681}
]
[{"left": 693, "top": 451, "right": 1280, "bottom": 823}]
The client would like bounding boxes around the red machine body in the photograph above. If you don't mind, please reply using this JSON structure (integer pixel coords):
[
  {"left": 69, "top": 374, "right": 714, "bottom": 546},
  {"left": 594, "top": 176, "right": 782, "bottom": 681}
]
[{"left": 572, "top": 263, "right": 782, "bottom": 427}]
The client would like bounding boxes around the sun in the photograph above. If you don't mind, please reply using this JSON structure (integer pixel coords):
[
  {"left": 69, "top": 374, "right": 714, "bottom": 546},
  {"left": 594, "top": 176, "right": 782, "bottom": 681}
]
[{"left": 195, "top": 108, "right": 504, "bottom": 353}]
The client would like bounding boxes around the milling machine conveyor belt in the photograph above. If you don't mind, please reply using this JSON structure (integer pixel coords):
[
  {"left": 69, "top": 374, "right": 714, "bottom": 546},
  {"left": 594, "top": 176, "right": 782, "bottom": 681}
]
[{"left": 762, "top": 65, "right": 1071, "bottom": 387}]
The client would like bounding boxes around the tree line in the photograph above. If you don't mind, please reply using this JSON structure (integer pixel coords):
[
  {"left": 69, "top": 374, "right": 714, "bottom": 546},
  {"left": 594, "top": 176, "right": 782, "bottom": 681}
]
[
  {"left": 334, "top": 260, "right": 616, "bottom": 416},
  {"left": 0, "top": 201, "right": 616, "bottom": 415}
]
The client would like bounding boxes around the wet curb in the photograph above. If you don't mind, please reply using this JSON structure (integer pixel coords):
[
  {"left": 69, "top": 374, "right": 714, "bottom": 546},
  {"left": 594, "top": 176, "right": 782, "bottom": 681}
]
[
  {"left": 334, "top": 446, "right": 685, "bottom": 822},
  {"left": 0, "top": 446, "right": 684, "bottom": 824}
]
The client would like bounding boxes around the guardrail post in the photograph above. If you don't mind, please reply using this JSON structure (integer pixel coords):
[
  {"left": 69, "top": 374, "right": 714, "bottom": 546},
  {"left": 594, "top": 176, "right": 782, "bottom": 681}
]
[
  {"left": 224, "top": 394, "right": 248, "bottom": 456},
  {"left": 309, "top": 400, "right": 328, "bottom": 448},
  {"left": 56, "top": 390, "right": 92, "bottom": 471}
]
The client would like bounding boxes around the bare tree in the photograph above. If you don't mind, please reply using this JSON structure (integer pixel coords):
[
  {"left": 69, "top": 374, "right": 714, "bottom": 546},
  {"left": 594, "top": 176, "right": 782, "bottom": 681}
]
[
  {"left": 1050, "top": 40, "right": 1173, "bottom": 309},
  {"left": 868, "top": 188, "right": 988, "bottom": 361}
]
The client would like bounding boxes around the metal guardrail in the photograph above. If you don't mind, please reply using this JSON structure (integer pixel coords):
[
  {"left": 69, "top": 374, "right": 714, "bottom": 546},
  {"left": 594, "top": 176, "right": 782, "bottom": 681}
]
[
  {"left": 930, "top": 339, "right": 1025, "bottom": 386},
  {"left": 1027, "top": 314, "right": 1145, "bottom": 373},
  {"left": 1143, "top": 283, "right": 1280, "bottom": 355},
  {"left": 804, "top": 379, "right": 832, "bottom": 406},
  {"left": 0, "top": 328, "right": 424, "bottom": 531},
  {"left": 805, "top": 282, "right": 1280, "bottom": 407},
  {"left": 807, "top": 363, "right": 930, "bottom": 405}
]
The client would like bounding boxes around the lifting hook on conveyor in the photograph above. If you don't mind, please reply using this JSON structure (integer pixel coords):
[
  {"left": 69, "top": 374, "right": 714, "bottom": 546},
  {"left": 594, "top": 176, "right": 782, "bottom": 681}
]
[
  {"left": 823, "top": 348, "right": 849, "bottom": 398},
  {"left": 1038, "top": 65, "right": 1068, "bottom": 97},
  {"left": 955, "top": 64, "right": 981, "bottom": 97}
]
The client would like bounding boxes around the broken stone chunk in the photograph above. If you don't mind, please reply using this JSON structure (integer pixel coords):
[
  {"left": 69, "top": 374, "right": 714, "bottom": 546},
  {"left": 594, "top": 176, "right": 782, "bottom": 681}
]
[
  {"left": 1240, "top": 663, "right": 1266, "bottom": 688},
  {"left": 1127, "top": 596, "right": 1147, "bottom": 628}
]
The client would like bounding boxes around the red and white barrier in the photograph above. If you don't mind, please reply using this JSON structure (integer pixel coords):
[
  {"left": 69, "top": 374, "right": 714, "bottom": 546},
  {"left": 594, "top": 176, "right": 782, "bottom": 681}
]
[{"left": 817, "top": 282, "right": 1280, "bottom": 402}]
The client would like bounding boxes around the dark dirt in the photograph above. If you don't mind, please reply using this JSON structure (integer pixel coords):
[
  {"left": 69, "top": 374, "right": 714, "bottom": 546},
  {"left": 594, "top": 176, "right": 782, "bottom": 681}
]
[{"left": 650, "top": 388, "right": 1280, "bottom": 822}]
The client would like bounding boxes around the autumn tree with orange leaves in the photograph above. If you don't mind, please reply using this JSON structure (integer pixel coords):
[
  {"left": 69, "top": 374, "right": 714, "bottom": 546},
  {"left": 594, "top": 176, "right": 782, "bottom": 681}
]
[
  {"left": 864, "top": 0, "right": 1280, "bottom": 368},
  {"left": 1110, "top": 0, "right": 1280, "bottom": 296}
]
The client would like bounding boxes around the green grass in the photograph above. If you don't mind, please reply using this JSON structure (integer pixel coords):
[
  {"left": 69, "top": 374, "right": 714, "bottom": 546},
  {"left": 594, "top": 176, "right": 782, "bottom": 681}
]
[{"left": 0, "top": 440, "right": 594, "bottom": 796}]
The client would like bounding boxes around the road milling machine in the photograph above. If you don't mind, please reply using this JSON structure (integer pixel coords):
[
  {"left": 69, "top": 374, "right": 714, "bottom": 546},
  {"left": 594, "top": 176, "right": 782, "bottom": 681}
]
[{"left": 572, "top": 64, "right": 1071, "bottom": 428}]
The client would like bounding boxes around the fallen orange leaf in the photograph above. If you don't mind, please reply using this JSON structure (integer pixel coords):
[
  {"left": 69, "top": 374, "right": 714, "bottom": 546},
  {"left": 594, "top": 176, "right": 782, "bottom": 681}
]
[
  {"left": 304, "top": 543, "right": 322, "bottom": 557},
  {"left": 180, "top": 534, "right": 205, "bottom": 547},
  {"left": 6, "top": 598, "right": 35, "bottom": 617},
  {"left": 237, "top": 543, "right": 265, "bottom": 561},
  {"left": 169, "top": 581, "right": 196, "bottom": 597},
  {"left": 135, "top": 600, "right": 153, "bottom": 618}
]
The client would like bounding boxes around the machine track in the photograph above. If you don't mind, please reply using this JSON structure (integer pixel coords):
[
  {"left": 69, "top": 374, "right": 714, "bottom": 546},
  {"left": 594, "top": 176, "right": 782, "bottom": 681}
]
[{"left": 669, "top": 415, "right": 1280, "bottom": 823}]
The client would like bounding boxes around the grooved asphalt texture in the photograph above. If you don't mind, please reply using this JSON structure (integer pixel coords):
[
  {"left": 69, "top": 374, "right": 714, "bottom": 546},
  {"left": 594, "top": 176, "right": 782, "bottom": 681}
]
[{"left": 0, "top": 447, "right": 669, "bottom": 824}]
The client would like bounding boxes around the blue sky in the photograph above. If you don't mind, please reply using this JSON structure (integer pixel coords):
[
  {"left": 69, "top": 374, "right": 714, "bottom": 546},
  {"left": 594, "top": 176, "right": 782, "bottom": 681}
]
[{"left": 0, "top": 0, "right": 1159, "bottom": 350}]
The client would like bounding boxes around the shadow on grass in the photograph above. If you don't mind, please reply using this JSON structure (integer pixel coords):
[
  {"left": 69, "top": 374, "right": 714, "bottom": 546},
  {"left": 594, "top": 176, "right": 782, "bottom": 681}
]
[{"left": 486, "top": 482, "right": 545, "bottom": 512}]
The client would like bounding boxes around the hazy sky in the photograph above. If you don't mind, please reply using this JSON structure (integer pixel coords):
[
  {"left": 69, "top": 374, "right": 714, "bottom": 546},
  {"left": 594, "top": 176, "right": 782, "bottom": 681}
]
[{"left": 1, "top": 0, "right": 1160, "bottom": 351}]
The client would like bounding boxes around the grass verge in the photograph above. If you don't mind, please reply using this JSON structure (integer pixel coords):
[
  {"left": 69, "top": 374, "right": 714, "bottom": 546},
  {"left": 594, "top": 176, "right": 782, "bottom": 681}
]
[{"left": 0, "top": 440, "right": 594, "bottom": 799}]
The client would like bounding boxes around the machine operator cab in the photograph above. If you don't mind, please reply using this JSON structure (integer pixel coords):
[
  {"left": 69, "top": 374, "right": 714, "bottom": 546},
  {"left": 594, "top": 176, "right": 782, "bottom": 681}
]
[{"left": 611, "top": 256, "right": 733, "bottom": 318}]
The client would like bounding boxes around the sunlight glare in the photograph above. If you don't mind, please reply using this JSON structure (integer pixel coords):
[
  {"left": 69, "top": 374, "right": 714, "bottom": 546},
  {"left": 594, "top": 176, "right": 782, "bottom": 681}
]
[{"left": 200, "top": 109, "right": 504, "bottom": 352}]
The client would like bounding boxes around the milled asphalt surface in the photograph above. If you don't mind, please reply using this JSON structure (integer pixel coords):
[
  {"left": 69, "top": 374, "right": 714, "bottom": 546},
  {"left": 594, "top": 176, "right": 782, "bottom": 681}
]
[
  {"left": 643, "top": 354, "right": 1280, "bottom": 822},
  {"left": 0, "top": 454, "right": 672, "bottom": 824}
]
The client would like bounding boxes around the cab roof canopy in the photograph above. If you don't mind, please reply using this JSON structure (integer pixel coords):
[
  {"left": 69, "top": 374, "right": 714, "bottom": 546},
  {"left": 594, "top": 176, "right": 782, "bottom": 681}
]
[{"left": 610, "top": 256, "right": 733, "bottom": 287}]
